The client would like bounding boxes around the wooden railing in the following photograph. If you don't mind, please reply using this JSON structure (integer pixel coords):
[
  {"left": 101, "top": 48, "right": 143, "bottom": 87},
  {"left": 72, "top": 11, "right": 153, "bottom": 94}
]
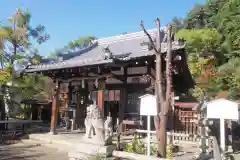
[{"left": 136, "top": 129, "right": 200, "bottom": 142}]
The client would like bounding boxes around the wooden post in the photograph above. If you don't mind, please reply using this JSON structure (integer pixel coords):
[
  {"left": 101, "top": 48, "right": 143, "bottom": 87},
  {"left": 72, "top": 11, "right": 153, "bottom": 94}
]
[
  {"left": 68, "top": 81, "right": 72, "bottom": 106},
  {"left": 97, "top": 90, "right": 104, "bottom": 118},
  {"left": 50, "top": 80, "right": 60, "bottom": 135},
  {"left": 38, "top": 106, "right": 42, "bottom": 120},
  {"left": 119, "top": 67, "right": 127, "bottom": 132}
]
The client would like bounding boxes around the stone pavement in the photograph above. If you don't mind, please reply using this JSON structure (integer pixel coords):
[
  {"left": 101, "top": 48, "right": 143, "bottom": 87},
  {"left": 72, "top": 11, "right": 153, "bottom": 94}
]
[
  {"left": 230, "top": 153, "right": 240, "bottom": 160},
  {"left": 29, "top": 132, "right": 202, "bottom": 160},
  {"left": 29, "top": 132, "right": 85, "bottom": 152},
  {"left": 0, "top": 140, "right": 68, "bottom": 160}
]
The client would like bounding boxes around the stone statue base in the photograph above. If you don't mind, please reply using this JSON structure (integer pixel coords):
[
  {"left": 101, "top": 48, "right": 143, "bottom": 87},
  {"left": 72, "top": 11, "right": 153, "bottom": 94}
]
[
  {"left": 81, "top": 136, "right": 112, "bottom": 146},
  {"left": 68, "top": 141, "right": 116, "bottom": 159}
]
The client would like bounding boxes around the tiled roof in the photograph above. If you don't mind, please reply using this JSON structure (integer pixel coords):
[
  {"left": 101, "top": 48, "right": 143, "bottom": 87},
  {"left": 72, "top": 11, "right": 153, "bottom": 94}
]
[{"left": 25, "top": 29, "right": 185, "bottom": 73}]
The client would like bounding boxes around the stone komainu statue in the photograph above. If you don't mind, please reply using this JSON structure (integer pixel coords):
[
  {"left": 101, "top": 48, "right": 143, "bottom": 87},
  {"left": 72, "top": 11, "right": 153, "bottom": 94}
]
[
  {"left": 104, "top": 116, "right": 113, "bottom": 142},
  {"left": 84, "top": 104, "right": 113, "bottom": 145},
  {"left": 84, "top": 105, "right": 94, "bottom": 138}
]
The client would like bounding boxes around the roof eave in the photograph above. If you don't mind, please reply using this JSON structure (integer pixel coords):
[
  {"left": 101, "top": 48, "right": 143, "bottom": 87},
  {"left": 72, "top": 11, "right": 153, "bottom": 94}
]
[{"left": 24, "top": 59, "right": 114, "bottom": 73}]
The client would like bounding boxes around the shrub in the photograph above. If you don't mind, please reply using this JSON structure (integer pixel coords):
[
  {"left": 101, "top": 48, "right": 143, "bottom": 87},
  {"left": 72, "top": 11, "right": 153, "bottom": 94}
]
[{"left": 123, "top": 134, "right": 157, "bottom": 155}]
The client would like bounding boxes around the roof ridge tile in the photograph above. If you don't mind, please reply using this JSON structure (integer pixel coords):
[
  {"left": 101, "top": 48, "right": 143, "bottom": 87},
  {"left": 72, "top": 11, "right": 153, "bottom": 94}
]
[{"left": 97, "top": 28, "right": 157, "bottom": 45}]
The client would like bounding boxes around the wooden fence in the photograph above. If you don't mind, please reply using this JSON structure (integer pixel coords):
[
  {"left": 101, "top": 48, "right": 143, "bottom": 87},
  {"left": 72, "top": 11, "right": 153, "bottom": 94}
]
[
  {"left": 174, "top": 109, "right": 198, "bottom": 135},
  {"left": 121, "top": 108, "right": 200, "bottom": 141}
]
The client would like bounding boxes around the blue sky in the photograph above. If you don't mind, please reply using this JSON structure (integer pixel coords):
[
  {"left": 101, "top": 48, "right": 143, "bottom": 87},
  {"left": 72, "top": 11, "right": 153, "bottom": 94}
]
[{"left": 0, "top": 0, "right": 205, "bottom": 56}]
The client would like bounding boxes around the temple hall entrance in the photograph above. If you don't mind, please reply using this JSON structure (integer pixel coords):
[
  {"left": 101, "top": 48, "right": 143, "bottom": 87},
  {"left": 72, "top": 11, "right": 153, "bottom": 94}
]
[{"left": 104, "top": 101, "right": 119, "bottom": 131}]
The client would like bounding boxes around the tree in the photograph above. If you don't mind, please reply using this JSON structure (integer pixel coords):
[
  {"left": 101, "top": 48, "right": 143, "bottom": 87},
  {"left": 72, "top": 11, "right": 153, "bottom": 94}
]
[
  {"left": 0, "top": 9, "right": 50, "bottom": 118},
  {"left": 184, "top": 0, "right": 240, "bottom": 57},
  {"left": 47, "top": 52, "right": 58, "bottom": 59},
  {"left": 179, "top": 0, "right": 240, "bottom": 100},
  {"left": 170, "top": 17, "right": 184, "bottom": 32},
  {"left": 0, "top": 9, "right": 49, "bottom": 82},
  {"left": 217, "top": 58, "right": 240, "bottom": 99},
  {"left": 66, "top": 36, "right": 96, "bottom": 51},
  {"left": 176, "top": 28, "right": 222, "bottom": 99},
  {"left": 215, "top": 0, "right": 240, "bottom": 56},
  {"left": 184, "top": 4, "right": 207, "bottom": 29}
]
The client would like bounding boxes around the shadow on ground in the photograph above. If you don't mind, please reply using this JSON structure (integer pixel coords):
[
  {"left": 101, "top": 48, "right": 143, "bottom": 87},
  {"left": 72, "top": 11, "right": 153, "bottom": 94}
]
[{"left": 0, "top": 143, "right": 68, "bottom": 160}]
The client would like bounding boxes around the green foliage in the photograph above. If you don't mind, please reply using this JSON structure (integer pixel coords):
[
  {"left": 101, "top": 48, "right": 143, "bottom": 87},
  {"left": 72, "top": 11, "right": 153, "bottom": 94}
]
[
  {"left": 179, "top": 0, "right": 240, "bottom": 100},
  {"left": 0, "top": 9, "right": 51, "bottom": 117},
  {"left": 215, "top": 0, "right": 240, "bottom": 55},
  {"left": 85, "top": 152, "right": 106, "bottom": 160},
  {"left": 66, "top": 36, "right": 96, "bottom": 50},
  {"left": 176, "top": 28, "right": 220, "bottom": 98},
  {"left": 176, "top": 28, "right": 221, "bottom": 56},
  {"left": 184, "top": 0, "right": 240, "bottom": 57},
  {"left": 47, "top": 52, "right": 58, "bottom": 59},
  {"left": 184, "top": 4, "right": 207, "bottom": 29},
  {"left": 217, "top": 58, "right": 240, "bottom": 99},
  {"left": 12, "top": 75, "right": 54, "bottom": 101},
  {"left": 0, "top": 67, "right": 11, "bottom": 83},
  {"left": 169, "top": 17, "right": 184, "bottom": 32},
  {"left": 124, "top": 135, "right": 157, "bottom": 155}
]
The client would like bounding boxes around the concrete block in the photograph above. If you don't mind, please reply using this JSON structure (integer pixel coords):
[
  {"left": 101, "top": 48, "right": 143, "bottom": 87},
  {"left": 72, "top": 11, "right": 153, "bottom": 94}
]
[
  {"left": 76, "top": 143, "right": 116, "bottom": 156},
  {"left": 112, "top": 151, "right": 166, "bottom": 160}
]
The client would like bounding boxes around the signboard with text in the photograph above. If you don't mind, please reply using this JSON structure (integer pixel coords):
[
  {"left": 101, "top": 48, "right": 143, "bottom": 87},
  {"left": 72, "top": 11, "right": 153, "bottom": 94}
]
[
  {"left": 206, "top": 98, "right": 239, "bottom": 120},
  {"left": 139, "top": 94, "right": 157, "bottom": 116}
]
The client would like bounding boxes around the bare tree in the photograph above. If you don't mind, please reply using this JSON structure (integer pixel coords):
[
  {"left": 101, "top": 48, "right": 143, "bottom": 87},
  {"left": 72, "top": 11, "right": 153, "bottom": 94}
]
[
  {"left": 140, "top": 19, "right": 167, "bottom": 157},
  {"left": 141, "top": 19, "right": 174, "bottom": 158}
]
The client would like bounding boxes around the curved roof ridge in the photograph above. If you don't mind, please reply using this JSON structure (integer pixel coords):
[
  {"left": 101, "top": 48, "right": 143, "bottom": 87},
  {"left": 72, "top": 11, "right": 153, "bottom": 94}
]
[{"left": 97, "top": 28, "right": 157, "bottom": 45}]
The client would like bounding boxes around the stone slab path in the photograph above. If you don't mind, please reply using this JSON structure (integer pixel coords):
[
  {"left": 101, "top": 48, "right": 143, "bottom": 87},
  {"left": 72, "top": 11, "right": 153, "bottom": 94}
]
[{"left": 29, "top": 133, "right": 202, "bottom": 160}]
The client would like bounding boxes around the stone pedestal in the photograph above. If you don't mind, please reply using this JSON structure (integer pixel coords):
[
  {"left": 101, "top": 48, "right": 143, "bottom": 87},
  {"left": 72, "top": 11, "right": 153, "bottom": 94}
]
[{"left": 68, "top": 142, "right": 116, "bottom": 160}]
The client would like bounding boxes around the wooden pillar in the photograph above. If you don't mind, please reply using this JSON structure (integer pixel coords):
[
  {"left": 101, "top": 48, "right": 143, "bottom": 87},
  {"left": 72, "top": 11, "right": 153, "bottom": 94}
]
[
  {"left": 97, "top": 90, "right": 104, "bottom": 118},
  {"left": 38, "top": 106, "right": 42, "bottom": 120},
  {"left": 75, "top": 79, "right": 88, "bottom": 130},
  {"left": 119, "top": 67, "right": 127, "bottom": 132},
  {"left": 68, "top": 81, "right": 72, "bottom": 105},
  {"left": 50, "top": 80, "right": 60, "bottom": 135}
]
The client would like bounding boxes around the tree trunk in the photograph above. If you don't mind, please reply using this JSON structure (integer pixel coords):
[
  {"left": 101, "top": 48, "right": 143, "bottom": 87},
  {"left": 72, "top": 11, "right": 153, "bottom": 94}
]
[
  {"left": 155, "top": 19, "right": 167, "bottom": 158},
  {"left": 165, "top": 25, "right": 173, "bottom": 144},
  {"left": 140, "top": 19, "right": 167, "bottom": 158}
]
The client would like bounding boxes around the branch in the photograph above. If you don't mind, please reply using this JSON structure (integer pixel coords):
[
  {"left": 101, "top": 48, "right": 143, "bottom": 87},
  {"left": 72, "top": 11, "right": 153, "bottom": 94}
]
[
  {"left": 2, "top": 51, "right": 11, "bottom": 61},
  {"left": 140, "top": 20, "right": 158, "bottom": 53}
]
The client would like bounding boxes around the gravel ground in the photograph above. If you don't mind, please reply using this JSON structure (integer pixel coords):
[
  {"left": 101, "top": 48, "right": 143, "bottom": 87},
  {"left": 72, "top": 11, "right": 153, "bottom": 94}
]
[{"left": 0, "top": 142, "right": 68, "bottom": 160}]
